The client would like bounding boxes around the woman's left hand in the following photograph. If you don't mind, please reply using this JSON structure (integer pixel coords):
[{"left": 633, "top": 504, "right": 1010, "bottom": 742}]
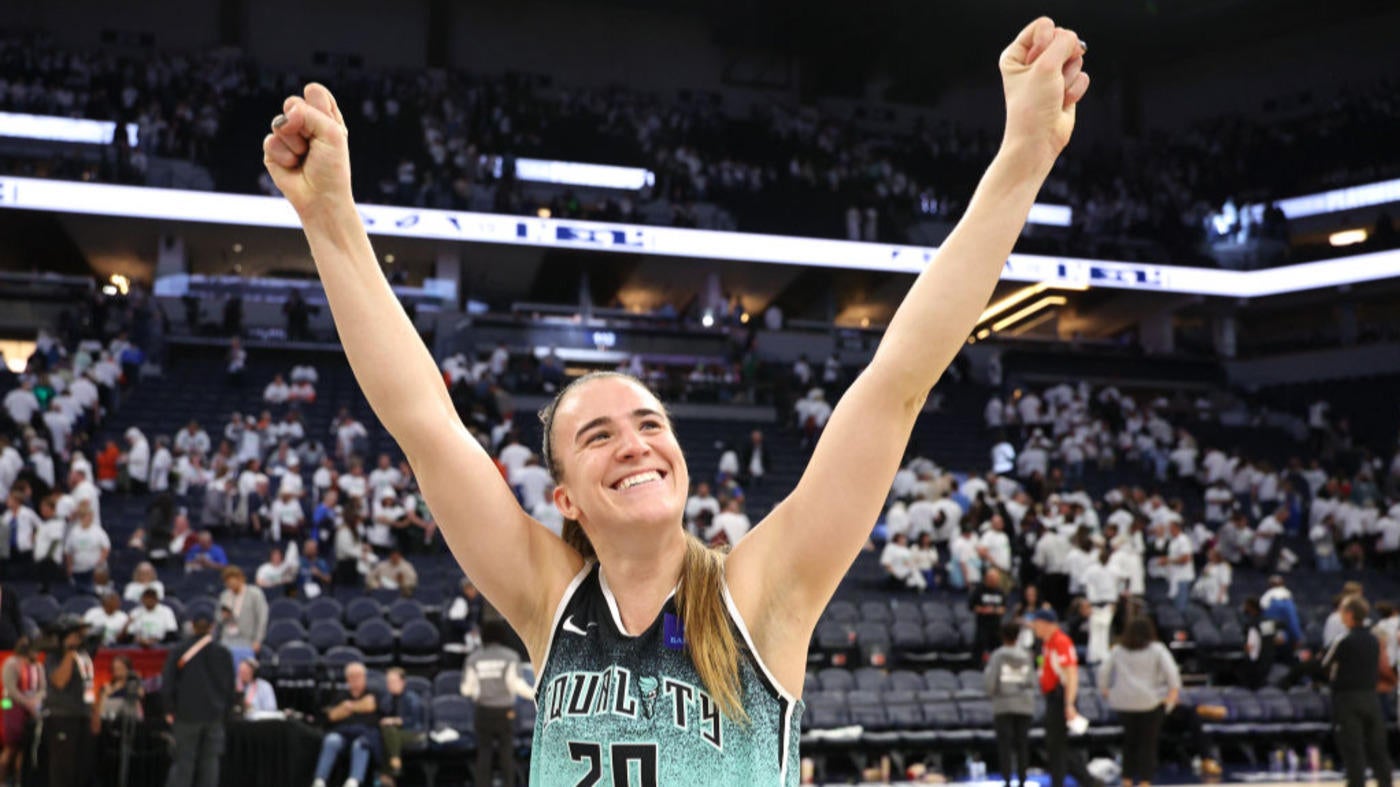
[{"left": 999, "top": 16, "right": 1089, "bottom": 163}]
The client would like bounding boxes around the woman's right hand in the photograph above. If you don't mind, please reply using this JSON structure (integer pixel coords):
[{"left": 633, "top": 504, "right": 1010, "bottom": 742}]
[{"left": 263, "top": 83, "right": 354, "bottom": 218}]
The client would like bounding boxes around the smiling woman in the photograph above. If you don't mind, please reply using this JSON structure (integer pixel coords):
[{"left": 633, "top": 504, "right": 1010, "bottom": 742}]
[{"left": 263, "top": 15, "right": 1088, "bottom": 785}]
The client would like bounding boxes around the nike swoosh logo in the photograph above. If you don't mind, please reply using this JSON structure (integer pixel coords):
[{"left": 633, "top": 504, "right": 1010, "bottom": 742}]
[{"left": 562, "top": 615, "right": 595, "bottom": 636}]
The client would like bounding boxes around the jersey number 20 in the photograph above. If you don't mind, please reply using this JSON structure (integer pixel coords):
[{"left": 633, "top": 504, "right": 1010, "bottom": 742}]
[{"left": 568, "top": 741, "right": 658, "bottom": 786}]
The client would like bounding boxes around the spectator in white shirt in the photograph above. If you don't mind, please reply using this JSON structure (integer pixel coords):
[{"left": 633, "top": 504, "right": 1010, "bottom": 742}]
[
  {"left": 269, "top": 487, "right": 306, "bottom": 542},
  {"left": 1376, "top": 510, "right": 1400, "bottom": 570},
  {"left": 43, "top": 400, "right": 74, "bottom": 457},
  {"left": 2, "top": 378, "right": 40, "bottom": 428},
  {"left": 1157, "top": 520, "right": 1195, "bottom": 612},
  {"left": 705, "top": 499, "right": 751, "bottom": 546},
  {"left": 123, "top": 561, "right": 165, "bottom": 602},
  {"left": 255, "top": 547, "right": 295, "bottom": 592},
  {"left": 948, "top": 526, "right": 983, "bottom": 590},
  {"left": 264, "top": 374, "right": 290, "bottom": 404},
  {"left": 331, "top": 411, "right": 368, "bottom": 461},
  {"left": 1106, "top": 538, "right": 1145, "bottom": 598},
  {"left": 497, "top": 434, "right": 532, "bottom": 481},
  {"left": 367, "top": 453, "right": 403, "bottom": 495},
  {"left": 1193, "top": 548, "right": 1233, "bottom": 607},
  {"left": 1082, "top": 551, "right": 1120, "bottom": 664},
  {"left": 338, "top": 459, "right": 369, "bottom": 516},
  {"left": 65, "top": 504, "right": 110, "bottom": 593},
  {"left": 513, "top": 455, "right": 553, "bottom": 511},
  {"left": 684, "top": 482, "right": 721, "bottom": 532},
  {"left": 1251, "top": 508, "right": 1287, "bottom": 570},
  {"left": 2, "top": 489, "right": 40, "bottom": 565},
  {"left": 977, "top": 515, "right": 1012, "bottom": 573},
  {"left": 175, "top": 420, "right": 211, "bottom": 458},
  {"left": 83, "top": 593, "right": 130, "bottom": 647},
  {"left": 880, "top": 533, "right": 926, "bottom": 591},
  {"left": 910, "top": 532, "right": 940, "bottom": 588},
  {"left": 128, "top": 588, "right": 179, "bottom": 646}
]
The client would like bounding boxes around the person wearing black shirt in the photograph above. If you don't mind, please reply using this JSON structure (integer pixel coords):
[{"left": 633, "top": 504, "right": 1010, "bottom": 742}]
[
  {"left": 41, "top": 615, "right": 96, "bottom": 787},
  {"left": 972, "top": 567, "right": 1009, "bottom": 662},
  {"left": 161, "top": 612, "right": 235, "bottom": 787},
  {"left": 1239, "top": 596, "right": 1279, "bottom": 689},
  {"left": 311, "top": 662, "right": 381, "bottom": 787},
  {"left": 1319, "top": 596, "right": 1393, "bottom": 787}
]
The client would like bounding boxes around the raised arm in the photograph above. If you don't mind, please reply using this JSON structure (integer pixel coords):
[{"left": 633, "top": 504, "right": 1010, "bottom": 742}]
[
  {"left": 263, "top": 85, "right": 582, "bottom": 659},
  {"left": 731, "top": 18, "right": 1089, "bottom": 632}
]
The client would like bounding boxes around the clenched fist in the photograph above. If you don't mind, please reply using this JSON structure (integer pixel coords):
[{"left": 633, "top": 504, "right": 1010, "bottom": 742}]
[
  {"left": 263, "top": 83, "right": 354, "bottom": 218},
  {"left": 1000, "top": 17, "right": 1090, "bottom": 163}
]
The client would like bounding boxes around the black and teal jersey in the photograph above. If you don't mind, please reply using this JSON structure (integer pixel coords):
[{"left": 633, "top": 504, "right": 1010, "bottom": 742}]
[{"left": 530, "top": 562, "right": 804, "bottom": 786}]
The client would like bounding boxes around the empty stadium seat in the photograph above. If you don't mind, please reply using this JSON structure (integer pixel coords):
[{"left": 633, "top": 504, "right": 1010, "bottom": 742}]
[
  {"left": 20, "top": 595, "right": 60, "bottom": 627},
  {"left": 399, "top": 619, "right": 443, "bottom": 668},
  {"left": 308, "top": 619, "right": 349, "bottom": 652},
  {"left": 434, "top": 670, "right": 464, "bottom": 697},
  {"left": 344, "top": 598, "right": 383, "bottom": 628},
  {"left": 387, "top": 598, "right": 426, "bottom": 627},
  {"left": 268, "top": 597, "right": 303, "bottom": 624},
  {"left": 265, "top": 619, "right": 308, "bottom": 651},
  {"left": 429, "top": 696, "right": 476, "bottom": 750},
  {"left": 352, "top": 619, "right": 396, "bottom": 666}
]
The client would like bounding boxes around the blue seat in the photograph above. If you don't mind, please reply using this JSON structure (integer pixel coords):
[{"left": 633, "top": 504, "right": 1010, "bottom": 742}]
[
  {"left": 61, "top": 595, "right": 99, "bottom": 616},
  {"left": 802, "top": 692, "right": 848, "bottom": 732},
  {"left": 891, "top": 622, "right": 926, "bottom": 652},
  {"left": 823, "top": 600, "right": 858, "bottom": 623},
  {"left": 1191, "top": 620, "right": 1222, "bottom": 649},
  {"left": 889, "top": 670, "right": 926, "bottom": 694},
  {"left": 20, "top": 595, "right": 60, "bottom": 627},
  {"left": 915, "top": 688, "right": 954, "bottom": 703},
  {"left": 920, "top": 601, "right": 954, "bottom": 623},
  {"left": 957, "top": 670, "right": 983, "bottom": 693},
  {"left": 429, "top": 696, "right": 476, "bottom": 750},
  {"left": 305, "top": 597, "right": 343, "bottom": 624},
  {"left": 308, "top": 619, "right": 349, "bottom": 652},
  {"left": 887, "top": 702, "right": 927, "bottom": 743},
  {"left": 265, "top": 619, "right": 308, "bottom": 651},
  {"left": 352, "top": 619, "right": 396, "bottom": 666},
  {"left": 434, "top": 669, "right": 464, "bottom": 697},
  {"left": 404, "top": 675, "right": 434, "bottom": 701},
  {"left": 849, "top": 690, "right": 894, "bottom": 741},
  {"left": 344, "top": 597, "right": 383, "bottom": 628},
  {"left": 802, "top": 672, "right": 821, "bottom": 697},
  {"left": 268, "top": 598, "right": 303, "bottom": 624},
  {"left": 399, "top": 619, "right": 442, "bottom": 668},
  {"left": 323, "top": 645, "right": 366, "bottom": 673},
  {"left": 858, "top": 601, "right": 893, "bottom": 624},
  {"left": 386, "top": 598, "right": 425, "bottom": 627},
  {"left": 890, "top": 604, "right": 923, "bottom": 625},
  {"left": 853, "top": 668, "right": 888, "bottom": 693},
  {"left": 923, "top": 669, "right": 960, "bottom": 693},
  {"left": 274, "top": 641, "right": 318, "bottom": 682},
  {"left": 184, "top": 596, "right": 219, "bottom": 624},
  {"left": 958, "top": 698, "right": 997, "bottom": 741},
  {"left": 815, "top": 621, "right": 854, "bottom": 653},
  {"left": 923, "top": 621, "right": 961, "bottom": 652},
  {"left": 163, "top": 596, "right": 187, "bottom": 623},
  {"left": 818, "top": 668, "right": 855, "bottom": 693}
]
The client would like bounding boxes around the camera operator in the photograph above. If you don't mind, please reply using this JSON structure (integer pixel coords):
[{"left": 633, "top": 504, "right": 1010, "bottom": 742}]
[{"left": 41, "top": 615, "right": 97, "bottom": 787}]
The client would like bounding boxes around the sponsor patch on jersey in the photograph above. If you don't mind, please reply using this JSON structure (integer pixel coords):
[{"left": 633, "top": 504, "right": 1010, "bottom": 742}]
[{"left": 663, "top": 613, "right": 685, "bottom": 650}]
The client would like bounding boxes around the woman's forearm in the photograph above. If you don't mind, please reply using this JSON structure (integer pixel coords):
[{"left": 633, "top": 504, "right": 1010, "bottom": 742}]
[
  {"left": 869, "top": 142, "right": 1054, "bottom": 400},
  {"left": 300, "top": 201, "right": 454, "bottom": 440}
]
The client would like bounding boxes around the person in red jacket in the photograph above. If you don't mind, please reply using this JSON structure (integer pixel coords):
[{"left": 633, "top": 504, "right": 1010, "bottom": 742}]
[{"left": 1031, "top": 609, "right": 1103, "bottom": 787}]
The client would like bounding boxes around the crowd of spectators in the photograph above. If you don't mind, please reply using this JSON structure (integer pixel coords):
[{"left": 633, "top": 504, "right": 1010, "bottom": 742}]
[{"left": 4, "top": 34, "right": 1399, "bottom": 265}]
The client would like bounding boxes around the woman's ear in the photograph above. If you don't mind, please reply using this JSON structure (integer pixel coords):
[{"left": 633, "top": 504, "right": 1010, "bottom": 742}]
[{"left": 553, "top": 484, "right": 580, "bottom": 521}]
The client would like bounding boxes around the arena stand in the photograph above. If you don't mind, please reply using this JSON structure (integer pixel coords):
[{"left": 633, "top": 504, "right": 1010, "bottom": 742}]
[{"left": 3, "top": 320, "right": 1397, "bottom": 784}]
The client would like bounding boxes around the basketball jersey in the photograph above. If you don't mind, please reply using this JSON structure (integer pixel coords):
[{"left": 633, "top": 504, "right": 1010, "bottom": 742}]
[{"left": 530, "top": 562, "right": 804, "bottom": 786}]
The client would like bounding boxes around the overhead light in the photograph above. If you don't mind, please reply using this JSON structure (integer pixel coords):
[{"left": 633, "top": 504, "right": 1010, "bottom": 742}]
[
  {"left": 232, "top": 243, "right": 243, "bottom": 253},
  {"left": 976, "top": 328, "right": 990, "bottom": 340},
  {"left": 1328, "top": 229, "right": 1368, "bottom": 247},
  {"left": 740, "top": 312, "right": 749, "bottom": 324},
  {"left": 109, "top": 273, "right": 130, "bottom": 296},
  {"left": 101, "top": 284, "right": 117, "bottom": 296},
  {"left": 991, "top": 295, "right": 1067, "bottom": 332},
  {"left": 978, "top": 283, "right": 1047, "bottom": 325},
  {"left": 701, "top": 312, "right": 714, "bottom": 328},
  {"left": 860, "top": 317, "right": 870, "bottom": 328},
  {"left": 537, "top": 207, "right": 552, "bottom": 219},
  {"left": 385, "top": 253, "right": 396, "bottom": 263}
]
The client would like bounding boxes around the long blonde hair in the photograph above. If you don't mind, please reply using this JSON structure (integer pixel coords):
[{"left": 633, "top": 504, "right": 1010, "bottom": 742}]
[{"left": 540, "top": 372, "right": 747, "bottom": 722}]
